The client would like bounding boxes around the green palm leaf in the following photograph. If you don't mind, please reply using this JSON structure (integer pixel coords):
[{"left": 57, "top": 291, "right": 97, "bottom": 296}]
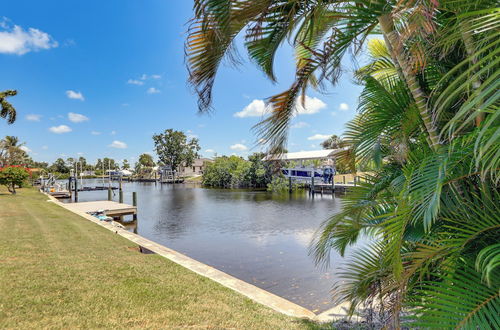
[
  {"left": 410, "top": 265, "right": 500, "bottom": 329},
  {"left": 0, "top": 90, "right": 17, "bottom": 124}
]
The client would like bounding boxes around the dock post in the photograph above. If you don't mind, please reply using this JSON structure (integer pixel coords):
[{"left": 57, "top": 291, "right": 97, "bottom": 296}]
[
  {"left": 288, "top": 177, "right": 292, "bottom": 193},
  {"left": 331, "top": 175, "right": 335, "bottom": 197},
  {"left": 74, "top": 176, "right": 78, "bottom": 202},
  {"left": 343, "top": 176, "right": 345, "bottom": 185},
  {"left": 68, "top": 177, "right": 72, "bottom": 199},
  {"left": 119, "top": 190, "right": 123, "bottom": 203},
  {"left": 108, "top": 187, "right": 112, "bottom": 201},
  {"left": 132, "top": 192, "right": 137, "bottom": 221},
  {"left": 311, "top": 176, "right": 315, "bottom": 196}
]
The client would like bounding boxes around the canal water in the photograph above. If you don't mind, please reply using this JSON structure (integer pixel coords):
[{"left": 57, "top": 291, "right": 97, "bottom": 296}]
[{"left": 63, "top": 179, "right": 361, "bottom": 313}]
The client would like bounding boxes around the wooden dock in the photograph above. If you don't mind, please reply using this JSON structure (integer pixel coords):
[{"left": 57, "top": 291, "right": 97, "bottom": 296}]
[
  {"left": 49, "top": 190, "right": 71, "bottom": 198},
  {"left": 308, "top": 183, "right": 356, "bottom": 194},
  {"left": 63, "top": 201, "right": 137, "bottom": 217}
]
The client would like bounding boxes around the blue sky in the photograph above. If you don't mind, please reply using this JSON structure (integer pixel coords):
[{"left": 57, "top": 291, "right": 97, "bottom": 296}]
[{"left": 0, "top": 1, "right": 364, "bottom": 165}]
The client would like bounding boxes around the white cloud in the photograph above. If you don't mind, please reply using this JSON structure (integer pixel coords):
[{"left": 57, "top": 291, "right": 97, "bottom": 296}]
[
  {"left": 66, "top": 90, "right": 84, "bottom": 101},
  {"left": 25, "top": 114, "right": 41, "bottom": 121},
  {"left": 68, "top": 112, "right": 89, "bottom": 123},
  {"left": 234, "top": 96, "right": 326, "bottom": 118},
  {"left": 296, "top": 96, "right": 327, "bottom": 115},
  {"left": 127, "top": 79, "right": 144, "bottom": 86},
  {"left": 19, "top": 145, "right": 31, "bottom": 153},
  {"left": 49, "top": 125, "right": 72, "bottom": 134},
  {"left": 307, "top": 134, "right": 331, "bottom": 141},
  {"left": 110, "top": 130, "right": 116, "bottom": 135},
  {"left": 140, "top": 74, "right": 147, "bottom": 80},
  {"left": 147, "top": 87, "right": 160, "bottom": 94},
  {"left": 151, "top": 74, "right": 161, "bottom": 79},
  {"left": 0, "top": 19, "right": 58, "bottom": 55},
  {"left": 234, "top": 99, "right": 268, "bottom": 118},
  {"left": 42, "top": 145, "right": 48, "bottom": 150},
  {"left": 109, "top": 140, "right": 127, "bottom": 149},
  {"left": 205, "top": 149, "right": 215, "bottom": 153},
  {"left": 91, "top": 131, "right": 101, "bottom": 135},
  {"left": 291, "top": 121, "right": 309, "bottom": 129},
  {"left": 339, "top": 103, "right": 349, "bottom": 111},
  {"left": 230, "top": 143, "right": 248, "bottom": 151}
]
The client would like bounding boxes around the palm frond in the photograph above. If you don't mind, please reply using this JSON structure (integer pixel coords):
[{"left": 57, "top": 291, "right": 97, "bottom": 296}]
[
  {"left": 410, "top": 265, "right": 500, "bottom": 329},
  {"left": 0, "top": 90, "right": 17, "bottom": 124}
]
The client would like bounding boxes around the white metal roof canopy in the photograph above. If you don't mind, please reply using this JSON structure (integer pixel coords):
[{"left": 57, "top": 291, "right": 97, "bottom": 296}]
[{"left": 262, "top": 149, "right": 342, "bottom": 161}]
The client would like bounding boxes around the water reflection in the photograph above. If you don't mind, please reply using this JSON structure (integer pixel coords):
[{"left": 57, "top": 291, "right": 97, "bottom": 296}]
[{"left": 63, "top": 179, "right": 359, "bottom": 312}]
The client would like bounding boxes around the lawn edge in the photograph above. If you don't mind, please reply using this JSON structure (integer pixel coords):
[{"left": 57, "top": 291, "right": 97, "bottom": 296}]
[{"left": 43, "top": 191, "right": 331, "bottom": 321}]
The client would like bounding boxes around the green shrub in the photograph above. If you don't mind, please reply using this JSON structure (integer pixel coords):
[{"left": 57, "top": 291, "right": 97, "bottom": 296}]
[{"left": 0, "top": 166, "right": 30, "bottom": 194}]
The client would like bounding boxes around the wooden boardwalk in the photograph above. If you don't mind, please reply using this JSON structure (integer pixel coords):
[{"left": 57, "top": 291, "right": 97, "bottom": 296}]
[
  {"left": 63, "top": 201, "right": 137, "bottom": 217},
  {"left": 308, "top": 182, "right": 356, "bottom": 194}
]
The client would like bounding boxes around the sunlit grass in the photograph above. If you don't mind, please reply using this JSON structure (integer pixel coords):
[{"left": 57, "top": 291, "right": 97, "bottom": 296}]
[{"left": 0, "top": 187, "right": 321, "bottom": 329}]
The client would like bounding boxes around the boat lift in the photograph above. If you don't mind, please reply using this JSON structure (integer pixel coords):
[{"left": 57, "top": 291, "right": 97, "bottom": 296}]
[{"left": 263, "top": 149, "right": 343, "bottom": 193}]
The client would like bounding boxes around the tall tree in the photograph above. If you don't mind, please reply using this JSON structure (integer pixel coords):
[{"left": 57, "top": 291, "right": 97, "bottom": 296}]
[
  {"left": 121, "top": 159, "right": 130, "bottom": 170},
  {"left": 138, "top": 153, "right": 155, "bottom": 168},
  {"left": 0, "top": 136, "right": 28, "bottom": 166},
  {"left": 186, "top": 1, "right": 499, "bottom": 327},
  {"left": 77, "top": 156, "right": 88, "bottom": 170},
  {"left": 101, "top": 157, "right": 118, "bottom": 170},
  {"left": 320, "top": 135, "right": 344, "bottom": 150},
  {"left": 153, "top": 129, "right": 200, "bottom": 172},
  {"left": 50, "top": 158, "right": 69, "bottom": 173},
  {"left": 0, "top": 90, "right": 17, "bottom": 124}
]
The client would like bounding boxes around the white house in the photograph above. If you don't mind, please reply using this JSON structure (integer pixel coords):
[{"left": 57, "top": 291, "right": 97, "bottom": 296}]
[{"left": 178, "top": 158, "right": 213, "bottom": 176}]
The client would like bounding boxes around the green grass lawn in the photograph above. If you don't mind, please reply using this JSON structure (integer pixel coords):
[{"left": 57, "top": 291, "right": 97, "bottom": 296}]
[{"left": 0, "top": 188, "right": 320, "bottom": 329}]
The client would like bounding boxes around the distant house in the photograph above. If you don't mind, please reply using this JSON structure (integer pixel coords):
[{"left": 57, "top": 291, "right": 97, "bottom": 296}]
[
  {"left": 178, "top": 158, "right": 213, "bottom": 177},
  {"left": 81, "top": 170, "right": 96, "bottom": 176}
]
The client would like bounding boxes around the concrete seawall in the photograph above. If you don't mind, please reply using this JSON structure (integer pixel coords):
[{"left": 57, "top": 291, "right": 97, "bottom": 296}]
[{"left": 45, "top": 192, "right": 350, "bottom": 322}]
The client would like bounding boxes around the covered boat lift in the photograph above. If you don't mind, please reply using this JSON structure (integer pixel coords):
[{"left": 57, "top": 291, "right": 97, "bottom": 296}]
[{"left": 263, "top": 149, "right": 344, "bottom": 194}]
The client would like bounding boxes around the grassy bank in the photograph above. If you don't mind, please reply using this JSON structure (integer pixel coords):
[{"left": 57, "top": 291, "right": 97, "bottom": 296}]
[{"left": 0, "top": 188, "right": 319, "bottom": 329}]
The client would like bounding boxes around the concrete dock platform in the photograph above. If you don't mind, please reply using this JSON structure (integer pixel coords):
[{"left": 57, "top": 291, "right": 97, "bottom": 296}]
[{"left": 63, "top": 200, "right": 137, "bottom": 217}]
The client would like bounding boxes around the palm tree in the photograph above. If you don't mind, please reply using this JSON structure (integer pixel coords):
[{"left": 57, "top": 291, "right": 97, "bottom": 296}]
[
  {"left": 186, "top": 1, "right": 499, "bottom": 328},
  {"left": 0, "top": 136, "right": 27, "bottom": 166},
  {"left": 320, "top": 135, "right": 344, "bottom": 150},
  {"left": 186, "top": 1, "right": 449, "bottom": 153},
  {"left": 0, "top": 90, "right": 17, "bottom": 124}
]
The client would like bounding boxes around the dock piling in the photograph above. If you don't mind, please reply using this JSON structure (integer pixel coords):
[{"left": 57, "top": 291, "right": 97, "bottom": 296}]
[
  {"left": 108, "top": 187, "right": 112, "bottom": 201},
  {"left": 132, "top": 192, "right": 137, "bottom": 221},
  {"left": 331, "top": 175, "right": 335, "bottom": 196},
  {"left": 119, "top": 190, "right": 123, "bottom": 204},
  {"left": 74, "top": 176, "right": 78, "bottom": 202}
]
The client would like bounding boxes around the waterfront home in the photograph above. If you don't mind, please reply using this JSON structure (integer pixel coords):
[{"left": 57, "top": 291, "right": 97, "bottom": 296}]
[{"left": 178, "top": 158, "right": 213, "bottom": 177}]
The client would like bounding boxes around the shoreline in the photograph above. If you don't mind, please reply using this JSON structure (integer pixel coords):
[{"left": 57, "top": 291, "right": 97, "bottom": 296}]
[{"left": 46, "top": 191, "right": 350, "bottom": 322}]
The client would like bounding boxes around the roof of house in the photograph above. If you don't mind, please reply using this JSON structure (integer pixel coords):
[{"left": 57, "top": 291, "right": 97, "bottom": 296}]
[
  {"left": 262, "top": 149, "right": 343, "bottom": 161},
  {"left": 193, "top": 158, "right": 213, "bottom": 166}
]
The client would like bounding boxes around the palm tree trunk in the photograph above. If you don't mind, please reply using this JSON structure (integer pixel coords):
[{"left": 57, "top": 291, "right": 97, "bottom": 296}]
[{"left": 378, "top": 14, "right": 440, "bottom": 151}]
